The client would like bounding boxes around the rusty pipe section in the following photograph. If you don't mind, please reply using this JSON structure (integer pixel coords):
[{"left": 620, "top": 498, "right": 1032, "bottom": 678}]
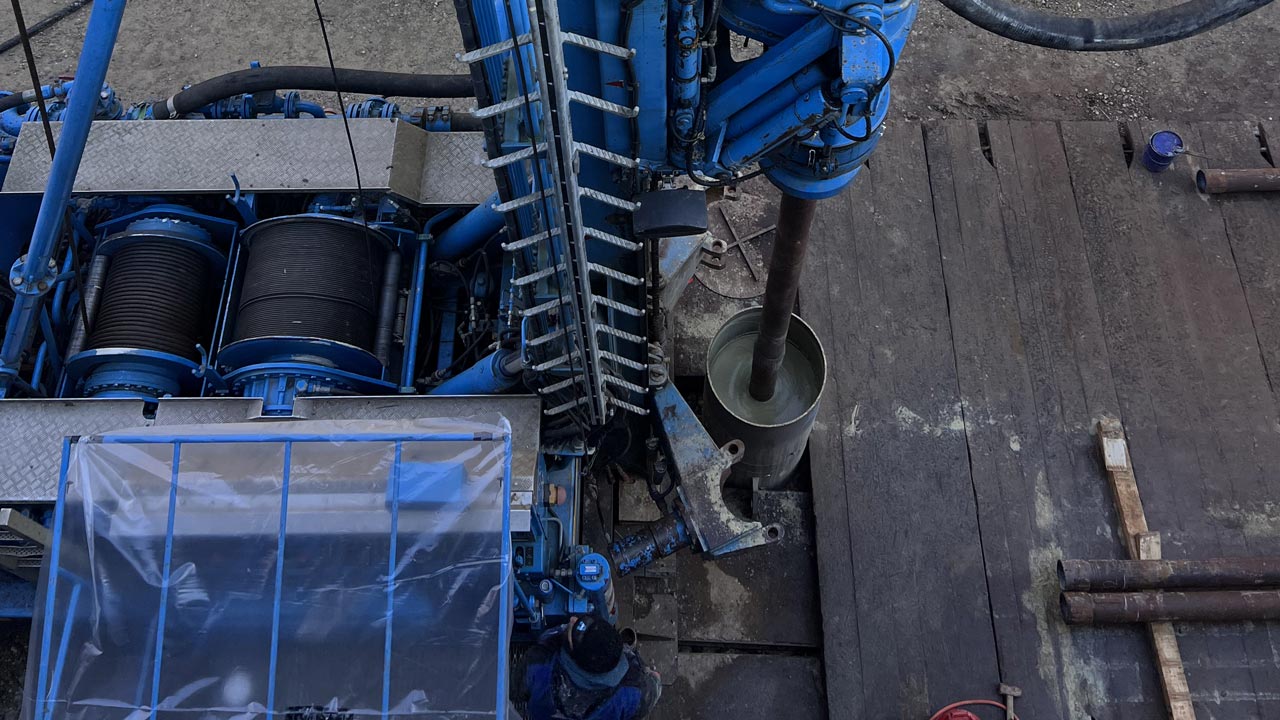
[
  {"left": 1060, "top": 557, "right": 1280, "bottom": 592},
  {"left": 749, "top": 194, "right": 817, "bottom": 402},
  {"left": 1197, "top": 168, "right": 1280, "bottom": 194},
  {"left": 1061, "top": 590, "right": 1280, "bottom": 625}
]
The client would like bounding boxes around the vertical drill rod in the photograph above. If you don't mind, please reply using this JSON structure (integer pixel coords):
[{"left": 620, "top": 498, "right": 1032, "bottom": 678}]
[{"left": 749, "top": 194, "right": 817, "bottom": 401}]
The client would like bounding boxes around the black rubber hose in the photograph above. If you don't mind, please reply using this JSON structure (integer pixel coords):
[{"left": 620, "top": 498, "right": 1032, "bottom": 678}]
[
  {"left": 936, "top": 0, "right": 1275, "bottom": 50},
  {"left": 153, "top": 66, "right": 473, "bottom": 118},
  {"left": 0, "top": 89, "right": 35, "bottom": 113},
  {"left": 449, "top": 112, "right": 484, "bottom": 131},
  {"left": 0, "top": 0, "right": 89, "bottom": 56}
]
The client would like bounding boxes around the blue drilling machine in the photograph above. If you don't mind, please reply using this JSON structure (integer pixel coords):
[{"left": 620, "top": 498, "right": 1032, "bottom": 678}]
[{"left": 0, "top": 0, "right": 1270, "bottom": 716}]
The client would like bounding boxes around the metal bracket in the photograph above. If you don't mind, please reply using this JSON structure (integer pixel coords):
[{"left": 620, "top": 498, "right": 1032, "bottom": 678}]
[
  {"left": 0, "top": 508, "right": 51, "bottom": 582},
  {"left": 653, "top": 382, "right": 782, "bottom": 557},
  {"left": 225, "top": 173, "right": 259, "bottom": 225}
]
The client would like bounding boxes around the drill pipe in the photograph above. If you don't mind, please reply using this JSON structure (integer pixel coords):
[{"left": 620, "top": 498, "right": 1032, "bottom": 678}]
[
  {"left": 1061, "top": 590, "right": 1280, "bottom": 625},
  {"left": 749, "top": 194, "right": 817, "bottom": 402},
  {"left": 1059, "top": 557, "right": 1280, "bottom": 592},
  {"left": 1197, "top": 168, "right": 1280, "bottom": 194}
]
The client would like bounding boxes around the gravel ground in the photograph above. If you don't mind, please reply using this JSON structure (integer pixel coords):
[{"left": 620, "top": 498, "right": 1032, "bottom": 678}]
[
  {"left": 0, "top": 0, "right": 1276, "bottom": 715},
  {"left": 0, "top": 0, "right": 1276, "bottom": 119},
  {"left": 0, "top": 622, "right": 28, "bottom": 720}
]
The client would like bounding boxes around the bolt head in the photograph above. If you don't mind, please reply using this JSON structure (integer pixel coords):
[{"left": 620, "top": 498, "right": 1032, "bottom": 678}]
[{"left": 11, "top": 276, "right": 22, "bottom": 286}]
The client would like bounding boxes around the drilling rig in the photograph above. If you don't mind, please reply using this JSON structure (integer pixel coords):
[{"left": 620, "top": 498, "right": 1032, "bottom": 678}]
[{"left": 0, "top": 0, "right": 1270, "bottom": 715}]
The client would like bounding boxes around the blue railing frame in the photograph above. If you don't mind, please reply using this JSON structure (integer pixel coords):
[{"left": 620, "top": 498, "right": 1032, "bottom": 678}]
[{"left": 37, "top": 428, "right": 515, "bottom": 720}]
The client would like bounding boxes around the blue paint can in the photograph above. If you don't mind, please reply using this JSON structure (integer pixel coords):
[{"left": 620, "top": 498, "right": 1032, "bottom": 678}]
[{"left": 1142, "top": 130, "right": 1185, "bottom": 173}]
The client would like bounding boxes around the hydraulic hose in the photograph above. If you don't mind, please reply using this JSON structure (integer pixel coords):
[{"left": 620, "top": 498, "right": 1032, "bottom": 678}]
[
  {"left": 0, "top": 84, "right": 63, "bottom": 114},
  {"left": 936, "top": 0, "right": 1275, "bottom": 50},
  {"left": 153, "top": 66, "right": 473, "bottom": 119}
]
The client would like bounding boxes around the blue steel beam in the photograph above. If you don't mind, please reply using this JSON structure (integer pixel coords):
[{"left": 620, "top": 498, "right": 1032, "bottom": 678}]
[
  {"left": 0, "top": 0, "right": 127, "bottom": 395},
  {"left": 703, "top": 13, "right": 836, "bottom": 131}
]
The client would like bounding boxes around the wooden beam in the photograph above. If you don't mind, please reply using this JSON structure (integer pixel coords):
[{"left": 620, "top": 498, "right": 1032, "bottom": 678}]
[{"left": 1097, "top": 418, "right": 1196, "bottom": 720}]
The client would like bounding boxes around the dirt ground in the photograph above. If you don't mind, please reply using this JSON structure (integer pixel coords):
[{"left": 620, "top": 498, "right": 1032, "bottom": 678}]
[
  {"left": 0, "top": 0, "right": 1276, "bottom": 121},
  {"left": 0, "top": 0, "right": 1276, "bottom": 716}
]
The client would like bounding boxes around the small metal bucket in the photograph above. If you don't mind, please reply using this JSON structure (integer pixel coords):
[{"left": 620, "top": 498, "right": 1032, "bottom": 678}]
[
  {"left": 1141, "top": 130, "right": 1184, "bottom": 173},
  {"left": 702, "top": 306, "right": 826, "bottom": 490}
]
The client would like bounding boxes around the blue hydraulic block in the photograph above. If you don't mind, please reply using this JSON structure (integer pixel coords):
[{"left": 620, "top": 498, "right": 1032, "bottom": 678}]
[
  {"left": 431, "top": 191, "right": 504, "bottom": 261},
  {"left": 0, "top": 0, "right": 127, "bottom": 395},
  {"left": 429, "top": 349, "right": 522, "bottom": 395}
]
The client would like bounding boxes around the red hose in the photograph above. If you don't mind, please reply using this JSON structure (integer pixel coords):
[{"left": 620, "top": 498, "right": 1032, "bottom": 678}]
[{"left": 928, "top": 699, "right": 1017, "bottom": 720}]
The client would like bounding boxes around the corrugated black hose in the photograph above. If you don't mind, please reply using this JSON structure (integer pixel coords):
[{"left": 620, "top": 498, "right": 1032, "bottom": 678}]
[
  {"left": 0, "top": 66, "right": 475, "bottom": 116},
  {"left": 151, "top": 66, "right": 474, "bottom": 118},
  {"left": 935, "top": 0, "right": 1275, "bottom": 50}
]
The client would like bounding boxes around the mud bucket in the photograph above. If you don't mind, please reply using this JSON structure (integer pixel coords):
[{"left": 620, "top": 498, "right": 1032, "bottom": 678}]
[{"left": 702, "top": 306, "right": 826, "bottom": 489}]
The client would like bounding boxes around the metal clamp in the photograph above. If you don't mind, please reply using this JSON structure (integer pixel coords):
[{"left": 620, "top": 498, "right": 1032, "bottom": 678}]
[{"left": 653, "top": 382, "right": 783, "bottom": 558}]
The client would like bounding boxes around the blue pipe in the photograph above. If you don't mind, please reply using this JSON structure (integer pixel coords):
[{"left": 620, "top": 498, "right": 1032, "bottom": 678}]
[
  {"left": 431, "top": 191, "right": 504, "bottom": 260},
  {"left": 37, "top": 308, "right": 60, "bottom": 386},
  {"left": 0, "top": 108, "right": 26, "bottom": 137},
  {"left": 400, "top": 209, "right": 463, "bottom": 389},
  {"left": 671, "top": 0, "right": 702, "bottom": 136},
  {"left": 720, "top": 88, "right": 830, "bottom": 168},
  {"left": 295, "top": 101, "right": 326, "bottom": 119},
  {"left": 704, "top": 14, "right": 836, "bottom": 130},
  {"left": 1, "top": 82, "right": 71, "bottom": 116},
  {"left": 0, "top": 0, "right": 127, "bottom": 394},
  {"left": 401, "top": 239, "right": 429, "bottom": 390},
  {"left": 50, "top": 251, "right": 74, "bottom": 332},
  {"left": 429, "top": 349, "right": 522, "bottom": 395},
  {"left": 725, "top": 64, "right": 826, "bottom": 139}
]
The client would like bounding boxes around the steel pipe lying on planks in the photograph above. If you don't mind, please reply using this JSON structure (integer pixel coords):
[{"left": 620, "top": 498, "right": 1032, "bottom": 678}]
[
  {"left": 1197, "top": 168, "right": 1280, "bottom": 194},
  {"left": 1059, "top": 557, "right": 1280, "bottom": 592},
  {"left": 1061, "top": 590, "right": 1280, "bottom": 624}
]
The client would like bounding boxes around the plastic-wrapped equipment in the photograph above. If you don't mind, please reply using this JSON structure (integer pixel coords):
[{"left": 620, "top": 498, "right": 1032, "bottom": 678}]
[{"left": 23, "top": 417, "right": 514, "bottom": 720}]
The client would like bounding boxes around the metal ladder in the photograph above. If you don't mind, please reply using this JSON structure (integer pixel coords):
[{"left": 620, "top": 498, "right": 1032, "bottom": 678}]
[{"left": 459, "top": 0, "right": 649, "bottom": 429}]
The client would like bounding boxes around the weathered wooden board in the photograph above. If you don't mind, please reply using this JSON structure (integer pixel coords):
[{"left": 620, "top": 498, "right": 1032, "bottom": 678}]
[
  {"left": 802, "top": 122, "right": 1000, "bottom": 718},
  {"left": 803, "top": 120, "right": 1280, "bottom": 719}
]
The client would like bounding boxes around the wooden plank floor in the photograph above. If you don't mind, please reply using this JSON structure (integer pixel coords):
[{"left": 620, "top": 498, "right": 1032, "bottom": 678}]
[{"left": 802, "top": 120, "right": 1280, "bottom": 719}]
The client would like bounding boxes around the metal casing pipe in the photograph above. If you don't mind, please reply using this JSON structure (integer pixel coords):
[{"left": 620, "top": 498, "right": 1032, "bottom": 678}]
[
  {"left": 1197, "top": 168, "right": 1280, "bottom": 194},
  {"left": 1061, "top": 590, "right": 1280, "bottom": 624},
  {"left": 750, "top": 194, "right": 816, "bottom": 400},
  {"left": 1059, "top": 557, "right": 1280, "bottom": 592},
  {"left": 703, "top": 306, "right": 826, "bottom": 489}
]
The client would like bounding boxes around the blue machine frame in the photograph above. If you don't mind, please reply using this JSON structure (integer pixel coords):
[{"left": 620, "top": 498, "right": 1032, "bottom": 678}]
[{"left": 0, "top": 0, "right": 915, "bottom": 645}]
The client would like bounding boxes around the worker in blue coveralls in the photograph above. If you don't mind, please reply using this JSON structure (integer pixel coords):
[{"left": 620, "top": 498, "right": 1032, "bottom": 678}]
[{"left": 512, "top": 614, "right": 662, "bottom": 720}]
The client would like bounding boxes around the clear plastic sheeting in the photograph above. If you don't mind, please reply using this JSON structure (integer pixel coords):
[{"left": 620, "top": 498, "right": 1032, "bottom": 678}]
[{"left": 23, "top": 417, "right": 514, "bottom": 720}]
